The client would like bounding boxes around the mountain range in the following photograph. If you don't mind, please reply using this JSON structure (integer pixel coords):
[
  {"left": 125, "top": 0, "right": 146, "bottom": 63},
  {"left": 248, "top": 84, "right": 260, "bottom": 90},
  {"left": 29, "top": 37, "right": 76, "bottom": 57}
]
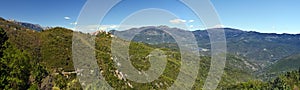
[
  {"left": 0, "top": 17, "right": 299, "bottom": 89},
  {"left": 110, "top": 26, "right": 300, "bottom": 71},
  {"left": 7, "top": 19, "right": 44, "bottom": 32}
]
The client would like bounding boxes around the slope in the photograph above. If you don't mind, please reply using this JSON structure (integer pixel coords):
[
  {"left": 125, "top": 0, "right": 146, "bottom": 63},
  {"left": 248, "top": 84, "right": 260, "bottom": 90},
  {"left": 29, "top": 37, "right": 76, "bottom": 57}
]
[{"left": 267, "top": 53, "right": 300, "bottom": 73}]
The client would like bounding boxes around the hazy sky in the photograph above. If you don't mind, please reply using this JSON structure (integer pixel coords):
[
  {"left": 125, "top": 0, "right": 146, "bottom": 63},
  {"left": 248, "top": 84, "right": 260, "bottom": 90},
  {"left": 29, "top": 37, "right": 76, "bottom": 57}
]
[{"left": 0, "top": 0, "right": 299, "bottom": 34}]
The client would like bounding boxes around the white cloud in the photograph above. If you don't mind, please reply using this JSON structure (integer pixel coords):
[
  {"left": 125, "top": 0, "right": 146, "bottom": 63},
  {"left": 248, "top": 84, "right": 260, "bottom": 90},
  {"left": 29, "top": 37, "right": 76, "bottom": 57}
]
[
  {"left": 74, "top": 24, "right": 143, "bottom": 32},
  {"left": 99, "top": 25, "right": 119, "bottom": 30},
  {"left": 70, "top": 22, "right": 77, "bottom": 25},
  {"left": 109, "top": 25, "right": 118, "bottom": 29},
  {"left": 169, "top": 19, "right": 187, "bottom": 24},
  {"left": 75, "top": 25, "right": 99, "bottom": 32},
  {"left": 64, "top": 17, "right": 71, "bottom": 20},
  {"left": 189, "top": 20, "right": 195, "bottom": 23},
  {"left": 210, "top": 24, "right": 226, "bottom": 28}
]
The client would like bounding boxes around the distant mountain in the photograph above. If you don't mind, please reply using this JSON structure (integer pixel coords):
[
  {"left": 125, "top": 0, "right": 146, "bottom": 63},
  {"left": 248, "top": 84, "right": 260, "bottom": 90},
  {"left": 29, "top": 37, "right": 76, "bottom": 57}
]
[
  {"left": 8, "top": 19, "right": 43, "bottom": 31},
  {"left": 194, "top": 28, "right": 300, "bottom": 67},
  {"left": 110, "top": 26, "right": 300, "bottom": 69},
  {"left": 110, "top": 26, "right": 177, "bottom": 44}
]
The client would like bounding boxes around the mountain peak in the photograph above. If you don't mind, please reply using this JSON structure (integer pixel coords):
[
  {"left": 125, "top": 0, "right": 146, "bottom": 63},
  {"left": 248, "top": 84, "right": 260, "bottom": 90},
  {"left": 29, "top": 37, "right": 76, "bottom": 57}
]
[
  {"left": 0, "top": 17, "right": 44, "bottom": 32},
  {"left": 9, "top": 20, "right": 43, "bottom": 32}
]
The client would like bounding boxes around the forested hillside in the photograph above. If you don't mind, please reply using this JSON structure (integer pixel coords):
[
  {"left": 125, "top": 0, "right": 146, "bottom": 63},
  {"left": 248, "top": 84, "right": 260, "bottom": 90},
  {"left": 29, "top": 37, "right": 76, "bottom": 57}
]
[
  {"left": 225, "top": 69, "right": 300, "bottom": 90},
  {"left": 112, "top": 26, "right": 300, "bottom": 69},
  {"left": 0, "top": 17, "right": 299, "bottom": 90}
]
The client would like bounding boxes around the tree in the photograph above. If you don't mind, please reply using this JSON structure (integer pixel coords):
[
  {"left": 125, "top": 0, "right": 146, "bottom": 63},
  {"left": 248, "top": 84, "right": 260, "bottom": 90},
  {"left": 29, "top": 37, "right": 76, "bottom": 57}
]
[
  {"left": 298, "top": 67, "right": 300, "bottom": 75},
  {"left": 0, "top": 28, "right": 32, "bottom": 89},
  {"left": 0, "top": 28, "right": 8, "bottom": 57},
  {"left": 0, "top": 43, "right": 31, "bottom": 89}
]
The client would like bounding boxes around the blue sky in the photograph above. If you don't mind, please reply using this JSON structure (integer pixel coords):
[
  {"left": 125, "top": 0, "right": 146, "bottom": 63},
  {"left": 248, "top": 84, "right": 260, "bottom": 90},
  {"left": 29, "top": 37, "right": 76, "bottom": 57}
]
[{"left": 0, "top": 0, "right": 299, "bottom": 34}]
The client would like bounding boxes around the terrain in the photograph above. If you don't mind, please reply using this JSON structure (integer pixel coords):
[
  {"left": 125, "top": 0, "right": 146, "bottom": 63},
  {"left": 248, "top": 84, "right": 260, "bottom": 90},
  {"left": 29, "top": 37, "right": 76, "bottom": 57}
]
[
  {"left": 0, "top": 17, "right": 299, "bottom": 90},
  {"left": 111, "top": 26, "right": 300, "bottom": 69}
]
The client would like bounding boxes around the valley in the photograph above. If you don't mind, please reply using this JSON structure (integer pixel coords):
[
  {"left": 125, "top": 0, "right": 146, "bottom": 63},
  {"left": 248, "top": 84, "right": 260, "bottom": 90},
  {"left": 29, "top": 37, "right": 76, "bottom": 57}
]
[{"left": 0, "top": 17, "right": 299, "bottom": 90}]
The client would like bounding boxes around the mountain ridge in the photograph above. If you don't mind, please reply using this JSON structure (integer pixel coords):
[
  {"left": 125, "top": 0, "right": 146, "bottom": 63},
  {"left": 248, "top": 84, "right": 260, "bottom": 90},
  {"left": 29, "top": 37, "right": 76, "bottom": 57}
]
[
  {"left": 0, "top": 17, "right": 299, "bottom": 89},
  {"left": 8, "top": 19, "right": 43, "bottom": 32},
  {"left": 110, "top": 26, "right": 300, "bottom": 69}
]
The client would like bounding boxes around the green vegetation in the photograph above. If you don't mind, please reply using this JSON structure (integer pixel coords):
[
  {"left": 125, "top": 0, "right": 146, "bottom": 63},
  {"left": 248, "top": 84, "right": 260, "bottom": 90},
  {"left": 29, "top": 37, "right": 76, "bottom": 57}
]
[
  {"left": 0, "top": 18, "right": 299, "bottom": 90},
  {"left": 0, "top": 19, "right": 76, "bottom": 90},
  {"left": 0, "top": 27, "right": 47, "bottom": 89},
  {"left": 268, "top": 53, "right": 300, "bottom": 73},
  {"left": 40, "top": 27, "right": 73, "bottom": 70},
  {"left": 0, "top": 41, "right": 31, "bottom": 89},
  {"left": 0, "top": 28, "right": 8, "bottom": 56},
  {"left": 225, "top": 69, "right": 300, "bottom": 90}
]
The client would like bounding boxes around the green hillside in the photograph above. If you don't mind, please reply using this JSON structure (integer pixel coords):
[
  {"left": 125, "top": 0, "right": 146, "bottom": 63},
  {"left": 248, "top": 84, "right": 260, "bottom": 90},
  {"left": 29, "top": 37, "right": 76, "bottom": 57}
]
[
  {"left": 0, "top": 25, "right": 48, "bottom": 89},
  {"left": 268, "top": 53, "right": 300, "bottom": 73},
  {"left": 0, "top": 17, "right": 299, "bottom": 90},
  {"left": 225, "top": 69, "right": 300, "bottom": 90},
  {"left": 94, "top": 31, "right": 256, "bottom": 89},
  {"left": 112, "top": 26, "right": 300, "bottom": 69},
  {"left": 259, "top": 53, "right": 300, "bottom": 80},
  {"left": 40, "top": 27, "right": 74, "bottom": 71}
]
